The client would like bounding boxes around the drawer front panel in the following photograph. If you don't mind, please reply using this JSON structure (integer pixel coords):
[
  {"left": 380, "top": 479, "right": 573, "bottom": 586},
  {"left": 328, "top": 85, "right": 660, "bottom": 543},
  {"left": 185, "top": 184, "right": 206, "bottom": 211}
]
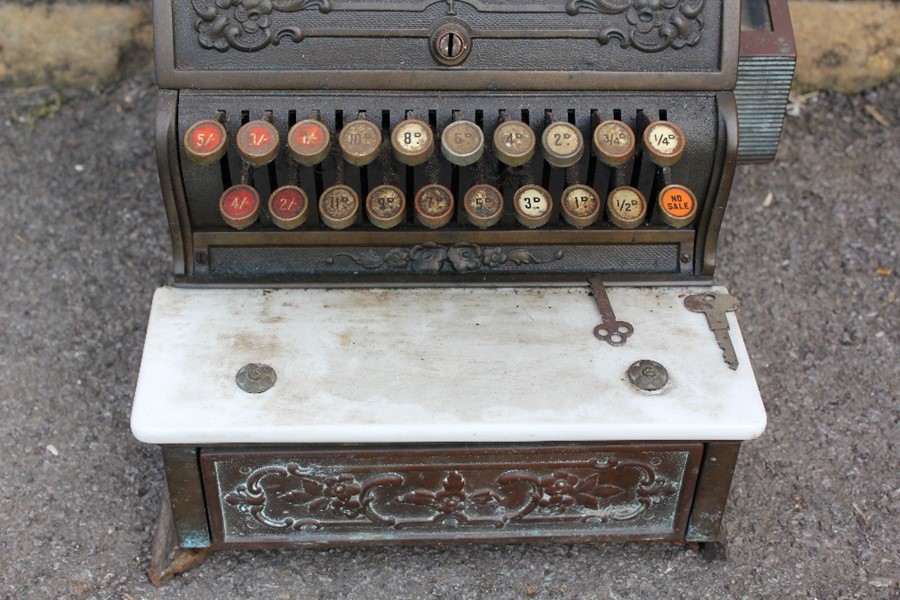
[{"left": 202, "top": 444, "right": 702, "bottom": 547}]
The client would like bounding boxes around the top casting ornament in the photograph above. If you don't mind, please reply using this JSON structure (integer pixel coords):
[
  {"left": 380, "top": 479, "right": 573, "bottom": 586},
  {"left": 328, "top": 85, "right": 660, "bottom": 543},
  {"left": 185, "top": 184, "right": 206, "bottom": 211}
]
[
  {"left": 193, "top": 0, "right": 333, "bottom": 52},
  {"left": 193, "top": 0, "right": 705, "bottom": 53}
]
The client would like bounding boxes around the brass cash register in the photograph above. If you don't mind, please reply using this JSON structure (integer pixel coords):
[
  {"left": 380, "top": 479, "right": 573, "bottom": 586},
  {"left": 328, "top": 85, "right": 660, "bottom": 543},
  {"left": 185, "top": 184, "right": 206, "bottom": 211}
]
[{"left": 132, "top": 0, "right": 795, "bottom": 583}]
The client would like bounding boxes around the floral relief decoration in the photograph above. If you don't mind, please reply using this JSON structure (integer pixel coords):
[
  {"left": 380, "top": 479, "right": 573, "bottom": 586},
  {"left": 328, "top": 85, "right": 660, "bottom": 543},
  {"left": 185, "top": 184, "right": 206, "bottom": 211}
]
[
  {"left": 566, "top": 0, "right": 705, "bottom": 52},
  {"left": 324, "top": 242, "right": 565, "bottom": 275},
  {"left": 222, "top": 456, "right": 680, "bottom": 532},
  {"left": 192, "top": 0, "right": 333, "bottom": 53},
  {"left": 191, "top": 0, "right": 704, "bottom": 53}
]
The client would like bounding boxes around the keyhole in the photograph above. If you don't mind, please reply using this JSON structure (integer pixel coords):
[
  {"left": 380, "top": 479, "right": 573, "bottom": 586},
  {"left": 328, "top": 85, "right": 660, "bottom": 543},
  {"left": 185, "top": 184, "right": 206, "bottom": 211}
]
[
  {"left": 431, "top": 25, "right": 470, "bottom": 65},
  {"left": 439, "top": 32, "right": 462, "bottom": 59}
]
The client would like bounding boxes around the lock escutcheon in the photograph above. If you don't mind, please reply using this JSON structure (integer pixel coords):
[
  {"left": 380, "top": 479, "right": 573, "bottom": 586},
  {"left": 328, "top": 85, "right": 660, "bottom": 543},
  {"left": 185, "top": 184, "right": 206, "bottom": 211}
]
[{"left": 430, "top": 23, "right": 471, "bottom": 66}]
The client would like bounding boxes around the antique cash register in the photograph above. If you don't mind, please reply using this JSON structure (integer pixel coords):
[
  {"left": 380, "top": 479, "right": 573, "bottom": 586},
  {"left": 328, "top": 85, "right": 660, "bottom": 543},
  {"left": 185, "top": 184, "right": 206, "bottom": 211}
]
[{"left": 132, "top": 0, "right": 796, "bottom": 583}]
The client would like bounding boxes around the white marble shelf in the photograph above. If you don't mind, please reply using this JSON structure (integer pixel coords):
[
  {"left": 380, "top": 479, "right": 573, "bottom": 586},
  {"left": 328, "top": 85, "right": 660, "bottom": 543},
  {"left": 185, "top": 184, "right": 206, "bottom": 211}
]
[{"left": 131, "top": 286, "right": 765, "bottom": 444}]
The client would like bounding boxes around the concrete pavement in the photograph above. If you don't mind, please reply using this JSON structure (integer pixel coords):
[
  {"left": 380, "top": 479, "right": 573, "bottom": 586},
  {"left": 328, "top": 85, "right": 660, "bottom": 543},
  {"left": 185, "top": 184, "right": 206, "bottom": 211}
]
[{"left": 0, "top": 75, "right": 897, "bottom": 599}]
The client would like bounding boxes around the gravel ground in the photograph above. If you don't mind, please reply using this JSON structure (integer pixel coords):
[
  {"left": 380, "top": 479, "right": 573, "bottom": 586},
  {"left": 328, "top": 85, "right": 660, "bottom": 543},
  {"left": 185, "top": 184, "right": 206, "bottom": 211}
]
[{"left": 0, "top": 75, "right": 897, "bottom": 600}]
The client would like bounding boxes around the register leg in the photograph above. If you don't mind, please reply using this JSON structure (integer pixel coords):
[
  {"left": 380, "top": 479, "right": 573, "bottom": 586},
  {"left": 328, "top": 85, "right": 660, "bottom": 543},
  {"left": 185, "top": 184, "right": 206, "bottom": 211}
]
[
  {"left": 149, "top": 485, "right": 210, "bottom": 585},
  {"left": 685, "top": 442, "right": 741, "bottom": 559}
]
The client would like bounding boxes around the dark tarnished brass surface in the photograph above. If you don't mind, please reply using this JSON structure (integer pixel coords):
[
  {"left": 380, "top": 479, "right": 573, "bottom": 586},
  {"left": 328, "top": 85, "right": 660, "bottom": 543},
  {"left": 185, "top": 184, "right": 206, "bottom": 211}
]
[
  {"left": 155, "top": 91, "right": 189, "bottom": 277},
  {"left": 698, "top": 92, "right": 738, "bottom": 276},
  {"left": 541, "top": 121, "right": 584, "bottom": 168},
  {"left": 560, "top": 184, "right": 602, "bottom": 229},
  {"left": 606, "top": 186, "right": 646, "bottom": 230},
  {"left": 319, "top": 184, "right": 360, "bottom": 230},
  {"left": 201, "top": 443, "right": 702, "bottom": 547},
  {"left": 441, "top": 120, "right": 484, "bottom": 166},
  {"left": 687, "top": 443, "right": 741, "bottom": 543},
  {"left": 166, "top": 92, "right": 725, "bottom": 284},
  {"left": 430, "top": 22, "right": 472, "bottom": 67},
  {"left": 627, "top": 360, "right": 669, "bottom": 391},
  {"left": 268, "top": 186, "right": 309, "bottom": 230},
  {"left": 235, "top": 363, "right": 277, "bottom": 394},
  {"left": 366, "top": 185, "right": 406, "bottom": 230},
  {"left": 493, "top": 120, "right": 535, "bottom": 167},
  {"left": 644, "top": 120, "right": 687, "bottom": 167},
  {"left": 155, "top": 0, "right": 740, "bottom": 91},
  {"left": 162, "top": 447, "right": 210, "bottom": 548},
  {"left": 463, "top": 184, "right": 504, "bottom": 229},
  {"left": 415, "top": 184, "right": 454, "bottom": 229},
  {"left": 513, "top": 184, "right": 552, "bottom": 229},
  {"left": 339, "top": 119, "right": 381, "bottom": 167},
  {"left": 737, "top": 0, "right": 797, "bottom": 164},
  {"left": 142, "top": 0, "right": 793, "bottom": 572},
  {"left": 149, "top": 484, "right": 211, "bottom": 585},
  {"left": 391, "top": 118, "right": 434, "bottom": 166},
  {"left": 208, "top": 243, "right": 684, "bottom": 283},
  {"left": 592, "top": 120, "right": 635, "bottom": 167}
]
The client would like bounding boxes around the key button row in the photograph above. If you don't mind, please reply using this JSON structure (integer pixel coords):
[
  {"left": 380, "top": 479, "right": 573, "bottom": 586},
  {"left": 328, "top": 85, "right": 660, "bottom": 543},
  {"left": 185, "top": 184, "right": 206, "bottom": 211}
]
[{"left": 186, "top": 117, "right": 687, "bottom": 171}]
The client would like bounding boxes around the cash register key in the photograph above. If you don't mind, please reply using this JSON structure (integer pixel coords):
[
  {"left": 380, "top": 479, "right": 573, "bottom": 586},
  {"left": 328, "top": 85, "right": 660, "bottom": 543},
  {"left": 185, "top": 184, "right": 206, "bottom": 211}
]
[
  {"left": 287, "top": 118, "right": 331, "bottom": 166},
  {"left": 319, "top": 184, "right": 360, "bottom": 230},
  {"left": 463, "top": 184, "right": 504, "bottom": 229},
  {"left": 658, "top": 184, "right": 698, "bottom": 228},
  {"left": 268, "top": 185, "right": 309, "bottom": 230},
  {"left": 541, "top": 121, "right": 584, "bottom": 168},
  {"left": 366, "top": 185, "right": 406, "bottom": 229},
  {"left": 441, "top": 120, "right": 484, "bottom": 167},
  {"left": 391, "top": 118, "right": 435, "bottom": 166},
  {"left": 493, "top": 121, "right": 536, "bottom": 167},
  {"left": 513, "top": 184, "right": 553, "bottom": 229},
  {"left": 607, "top": 186, "right": 647, "bottom": 229},
  {"left": 414, "top": 184, "right": 454, "bottom": 229},
  {"left": 183, "top": 119, "right": 227, "bottom": 165},
  {"left": 643, "top": 120, "right": 686, "bottom": 167},
  {"left": 592, "top": 120, "right": 636, "bottom": 167},
  {"left": 219, "top": 184, "right": 260, "bottom": 229},
  {"left": 339, "top": 119, "right": 382, "bottom": 167},
  {"left": 560, "top": 184, "right": 602, "bottom": 228},
  {"left": 236, "top": 120, "right": 280, "bottom": 166}
]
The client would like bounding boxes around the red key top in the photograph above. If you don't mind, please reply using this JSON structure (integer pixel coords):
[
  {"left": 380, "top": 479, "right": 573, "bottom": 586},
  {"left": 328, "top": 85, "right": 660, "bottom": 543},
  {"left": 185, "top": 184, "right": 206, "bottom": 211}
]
[
  {"left": 288, "top": 119, "right": 331, "bottom": 166},
  {"left": 268, "top": 185, "right": 309, "bottom": 230},
  {"left": 219, "top": 184, "right": 260, "bottom": 229},
  {"left": 237, "top": 120, "right": 280, "bottom": 166},
  {"left": 183, "top": 119, "right": 227, "bottom": 164}
]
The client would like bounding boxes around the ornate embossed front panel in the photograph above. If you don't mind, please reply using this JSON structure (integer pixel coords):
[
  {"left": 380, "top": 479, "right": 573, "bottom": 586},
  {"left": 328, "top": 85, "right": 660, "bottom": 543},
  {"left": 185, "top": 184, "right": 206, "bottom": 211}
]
[
  {"left": 202, "top": 444, "right": 702, "bottom": 546},
  {"left": 157, "top": 0, "right": 738, "bottom": 90}
]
